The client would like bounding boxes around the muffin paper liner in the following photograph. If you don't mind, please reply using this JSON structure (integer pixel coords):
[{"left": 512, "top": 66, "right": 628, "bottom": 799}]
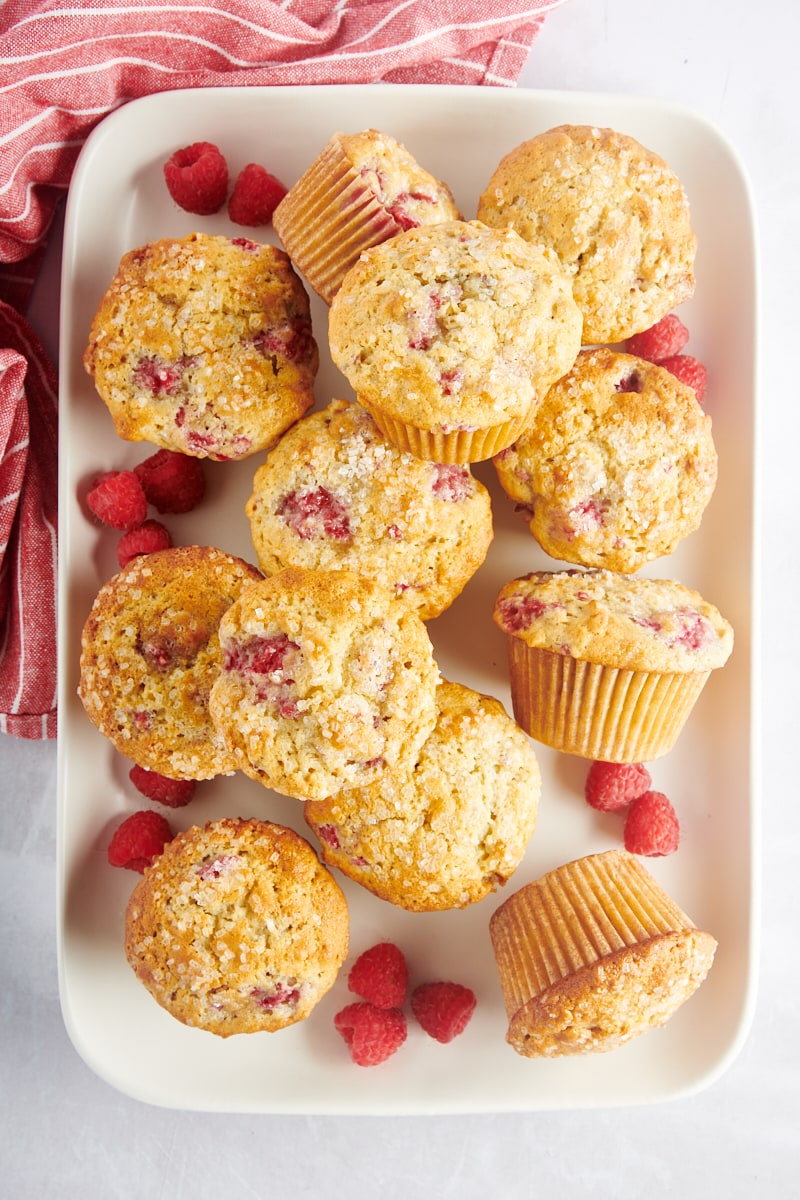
[
  {"left": 489, "top": 850, "right": 716, "bottom": 1055},
  {"left": 490, "top": 850, "right": 694, "bottom": 1004},
  {"left": 506, "top": 639, "right": 710, "bottom": 762},
  {"left": 272, "top": 139, "right": 401, "bottom": 305},
  {"left": 363, "top": 407, "right": 533, "bottom": 465}
]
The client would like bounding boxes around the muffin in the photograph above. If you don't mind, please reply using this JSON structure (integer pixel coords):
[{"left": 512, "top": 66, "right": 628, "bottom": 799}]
[
  {"left": 83, "top": 232, "right": 318, "bottom": 460},
  {"left": 246, "top": 398, "right": 493, "bottom": 619},
  {"left": 489, "top": 849, "right": 717, "bottom": 1057},
  {"left": 493, "top": 569, "right": 733, "bottom": 762},
  {"left": 272, "top": 129, "right": 461, "bottom": 304},
  {"left": 328, "top": 219, "right": 582, "bottom": 464},
  {"left": 304, "top": 680, "right": 541, "bottom": 911},
  {"left": 124, "top": 818, "right": 349, "bottom": 1036},
  {"left": 78, "top": 545, "right": 262, "bottom": 779},
  {"left": 208, "top": 567, "right": 440, "bottom": 800},
  {"left": 493, "top": 348, "right": 718, "bottom": 572},
  {"left": 477, "top": 125, "right": 697, "bottom": 343}
]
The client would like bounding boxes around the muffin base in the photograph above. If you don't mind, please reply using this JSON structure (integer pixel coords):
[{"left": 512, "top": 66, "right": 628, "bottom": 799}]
[
  {"left": 506, "top": 639, "right": 710, "bottom": 762},
  {"left": 273, "top": 139, "right": 401, "bottom": 305},
  {"left": 489, "top": 849, "right": 717, "bottom": 1057},
  {"left": 364, "top": 404, "right": 535, "bottom": 466}
]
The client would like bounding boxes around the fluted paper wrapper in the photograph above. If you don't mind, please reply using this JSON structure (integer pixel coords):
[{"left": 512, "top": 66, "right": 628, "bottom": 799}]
[
  {"left": 272, "top": 139, "right": 401, "bottom": 305},
  {"left": 506, "top": 639, "right": 710, "bottom": 762},
  {"left": 363, "top": 406, "right": 533, "bottom": 465},
  {"left": 489, "top": 850, "right": 717, "bottom": 1056}
]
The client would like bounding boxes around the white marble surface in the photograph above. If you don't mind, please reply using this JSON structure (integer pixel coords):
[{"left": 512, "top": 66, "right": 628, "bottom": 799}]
[{"left": 2, "top": 0, "right": 797, "bottom": 1193}]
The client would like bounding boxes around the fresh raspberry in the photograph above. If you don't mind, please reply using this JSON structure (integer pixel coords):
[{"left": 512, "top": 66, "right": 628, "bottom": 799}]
[
  {"left": 134, "top": 449, "right": 206, "bottom": 513},
  {"left": 228, "top": 163, "right": 288, "bottom": 226},
  {"left": 623, "top": 790, "right": 680, "bottom": 856},
  {"left": 584, "top": 760, "right": 652, "bottom": 812},
  {"left": 347, "top": 942, "right": 409, "bottom": 1009},
  {"left": 410, "top": 981, "right": 477, "bottom": 1044},
  {"left": 333, "top": 1002, "right": 407, "bottom": 1066},
  {"left": 117, "top": 519, "right": 173, "bottom": 568},
  {"left": 86, "top": 470, "right": 148, "bottom": 531},
  {"left": 163, "top": 142, "right": 228, "bottom": 215},
  {"left": 107, "top": 809, "right": 173, "bottom": 872},
  {"left": 659, "top": 354, "right": 708, "bottom": 403},
  {"left": 129, "top": 764, "right": 196, "bottom": 808},
  {"left": 625, "top": 314, "right": 690, "bottom": 361}
]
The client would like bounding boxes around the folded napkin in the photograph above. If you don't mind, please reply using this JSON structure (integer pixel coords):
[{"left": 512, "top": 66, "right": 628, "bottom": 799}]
[{"left": 0, "top": 0, "right": 568, "bottom": 737}]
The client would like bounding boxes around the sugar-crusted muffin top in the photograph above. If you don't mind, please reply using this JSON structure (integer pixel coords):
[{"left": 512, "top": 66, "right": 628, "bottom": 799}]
[
  {"left": 78, "top": 545, "right": 263, "bottom": 778},
  {"left": 304, "top": 680, "right": 540, "bottom": 911},
  {"left": 124, "top": 817, "right": 349, "bottom": 1036},
  {"left": 477, "top": 125, "right": 696, "bottom": 344},
  {"left": 337, "top": 129, "right": 462, "bottom": 229},
  {"left": 83, "top": 232, "right": 318, "bottom": 460},
  {"left": 494, "top": 348, "right": 718, "bottom": 572},
  {"left": 328, "top": 219, "right": 582, "bottom": 430},
  {"left": 246, "top": 398, "right": 493, "bottom": 618},
  {"left": 208, "top": 567, "right": 440, "bottom": 800},
  {"left": 493, "top": 569, "right": 733, "bottom": 672}
]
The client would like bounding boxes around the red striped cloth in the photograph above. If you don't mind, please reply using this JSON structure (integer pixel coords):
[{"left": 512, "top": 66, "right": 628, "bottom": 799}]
[
  {"left": 0, "top": 0, "right": 568, "bottom": 737},
  {"left": 0, "top": 302, "right": 58, "bottom": 739}
]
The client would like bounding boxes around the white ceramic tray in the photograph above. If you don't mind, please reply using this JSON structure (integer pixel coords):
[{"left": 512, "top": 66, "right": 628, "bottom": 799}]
[{"left": 57, "top": 85, "right": 759, "bottom": 1113}]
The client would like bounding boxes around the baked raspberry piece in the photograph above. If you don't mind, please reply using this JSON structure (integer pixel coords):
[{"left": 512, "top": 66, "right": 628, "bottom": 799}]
[
  {"left": 584, "top": 760, "right": 652, "bottom": 813},
  {"left": 129, "top": 764, "right": 196, "bottom": 808},
  {"left": 117, "top": 519, "right": 172, "bottom": 569},
  {"left": 107, "top": 809, "right": 173, "bottom": 872},
  {"left": 659, "top": 354, "right": 708, "bottom": 403},
  {"left": 348, "top": 942, "right": 408, "bottom": 1009},
  {"left": 276, "top": 487, "right": 351, "bottom": 541},
  {"left": 86, "top": 470, "right": 148, "bottom": 531},
  {"left": 228, "top": 163, "right": 288, "bottom": 226},
  {"left": 163, "top": 141, "right": 228, "bottom": 215},
  {"left": 624, "top": 790, "right": 680, "bottom": 856},
  {"left": 134, "top": 449, "right": 206, "bottom": 513},
  {"left": 410, "top": 981, "right": 477, "bottom": 1043},
  {"left": 625, "top": 313, "right": 690, "bottom": 361},
  {"left": 334, "top": 1002, "right": 407, "bottom": 1066}
]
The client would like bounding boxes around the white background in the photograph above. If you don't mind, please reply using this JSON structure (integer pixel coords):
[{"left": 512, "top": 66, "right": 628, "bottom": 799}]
[{"left": 2, "top": 0, "right": 797, "bottom": 1194}]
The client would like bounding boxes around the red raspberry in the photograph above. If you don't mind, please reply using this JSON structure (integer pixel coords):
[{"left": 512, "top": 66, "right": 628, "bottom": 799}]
[
  {"left": 129, "top": 764, "right": 196, "bottom": 808},
  {"left": 86, "top": 470, "right": 148, "bottom": 531},
  {"left": 228, "top": 163, "right": 288, "bottom": 226},
  {"left": 117, "top": 519, "right": 173, "bottom": 568},
  {"left": 107, "top": 809, "right": 173, "bottom": 872},
  {"left": 277, "top": 487, "right": 351, "bottom": 541},
  {"left": 623, "top": 790, "right": 680, "bottom": 856},
  {"left": 659, "top": 354, "right": 708, "bottom": 403},
  {"left": 334, "top": 1002, "right": 407, "bottom": 1067},
  {"left": 584, "top": 760, "right": 652, "bottom": 812},
  {"left": 410, "top": 981, "right": 477, "bottom": 1044},
  {"left": 134, "top": 449, "right": 206, "bottom": 513},
  {"left": 163, "top": 141, "right": 228, "bottom": 215},
  {"left": 625, "top": 313, "right": 690, "bottom": 361},
  {"left": 347, "top": 942, "right": 408, "bottom": 1009}
]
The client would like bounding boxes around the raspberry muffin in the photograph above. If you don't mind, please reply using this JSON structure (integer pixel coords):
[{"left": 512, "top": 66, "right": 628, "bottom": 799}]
[
  {"left": 208, "top": 567, "right": 440, "bottom": 800},
  {"left": 493, "top": 569, "right": 733, "bottom": 762},
  {"left": 84, "top": 232, "right": 318, "bottom": 460},
  {"left": 78, "top": 545, "right": 262, "bottom": 779},
  {"left": 246, "top": 399, "right": 493, "bottom": 619},
  {"left": 477, "top": 125, "right": 697, "bottom": 343},
  {"left": 328, "top": 219, "right": 582, "bottom": 464},
  {"left": 489, "top": 849, "right": 717, "bottom": 1057},
  {"left": 494, "top": 348, "right": 718, "bottom": 572},
  {"left": 273, "top": 128, "right": 461, "bottom": 304},
  {"left": 125, "top": 818, "right": 349, "bottom": 1036},
  {"left": 304, "top": 680, "right": 541, "bottom": 911}
]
